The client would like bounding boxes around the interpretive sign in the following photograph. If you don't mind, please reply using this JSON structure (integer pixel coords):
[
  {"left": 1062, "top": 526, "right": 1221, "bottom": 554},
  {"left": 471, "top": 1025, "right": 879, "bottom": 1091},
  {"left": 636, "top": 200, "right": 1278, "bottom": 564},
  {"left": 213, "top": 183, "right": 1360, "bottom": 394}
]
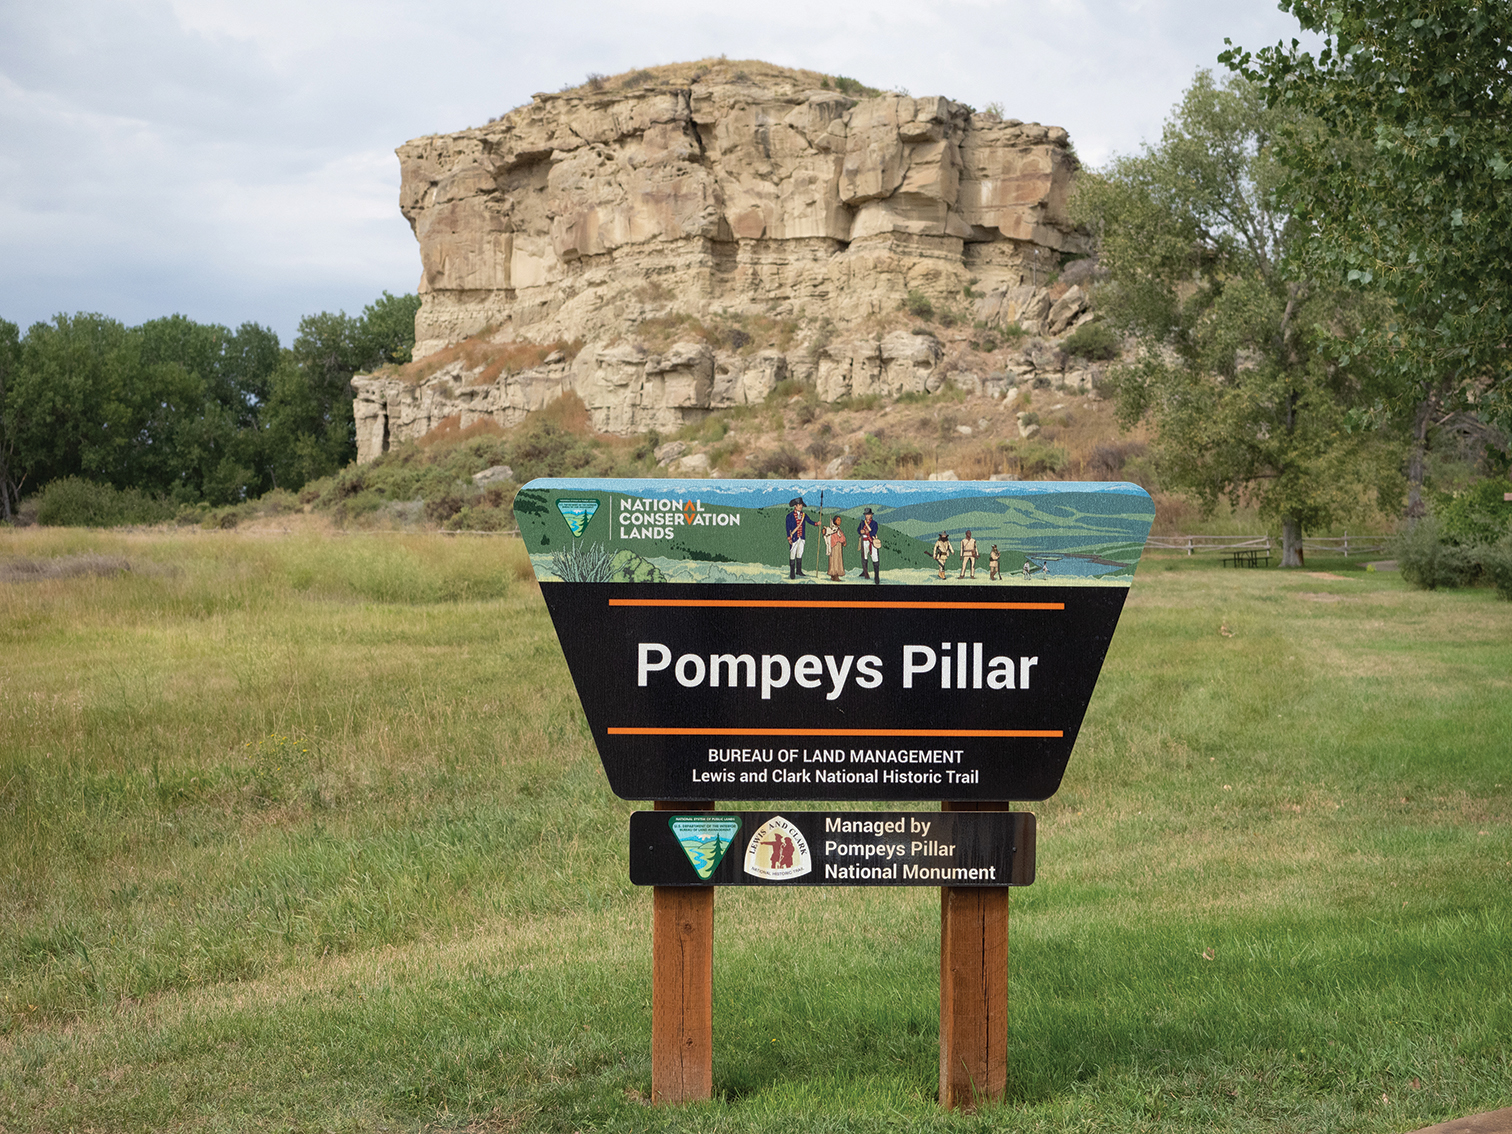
[
  {"left": 516, "top": 478, "right": 1155, "bottom": 801},
  {"left": 630, "top": 810, "right": 1035, "bottom": 886}
]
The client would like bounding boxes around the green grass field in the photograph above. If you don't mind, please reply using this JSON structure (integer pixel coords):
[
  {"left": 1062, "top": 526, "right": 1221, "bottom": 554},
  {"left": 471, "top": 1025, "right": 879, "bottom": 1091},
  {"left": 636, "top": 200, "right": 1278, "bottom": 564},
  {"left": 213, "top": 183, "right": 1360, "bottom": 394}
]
[{"left": 1, "top": 530, "right": 1508, "bottom": 1132}]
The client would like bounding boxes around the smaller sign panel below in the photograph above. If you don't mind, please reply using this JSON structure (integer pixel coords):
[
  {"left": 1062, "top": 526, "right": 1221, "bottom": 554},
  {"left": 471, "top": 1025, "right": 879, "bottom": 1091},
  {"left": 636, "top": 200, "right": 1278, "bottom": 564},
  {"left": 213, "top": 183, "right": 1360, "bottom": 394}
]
[{"left": 630, "top": 811, "right": 1035, "bottom": 887}]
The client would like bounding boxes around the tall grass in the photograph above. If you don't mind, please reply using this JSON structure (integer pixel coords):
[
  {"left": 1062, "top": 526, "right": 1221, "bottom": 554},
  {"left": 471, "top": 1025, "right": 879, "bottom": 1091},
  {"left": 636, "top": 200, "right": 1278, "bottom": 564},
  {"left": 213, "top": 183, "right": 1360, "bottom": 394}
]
[{"left": 0, "top": 536, "right": 1508, "bottom": 1132}]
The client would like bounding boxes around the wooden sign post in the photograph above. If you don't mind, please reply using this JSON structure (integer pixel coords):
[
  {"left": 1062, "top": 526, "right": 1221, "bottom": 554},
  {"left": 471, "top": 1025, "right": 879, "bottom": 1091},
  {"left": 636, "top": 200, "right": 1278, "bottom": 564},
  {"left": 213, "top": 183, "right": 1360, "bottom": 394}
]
[
  {"left": 939, "top": 799, "right": 1015, "bottom": 1109},
  {"left": 517, "top": 477, "right": 1152, "bottom": 1109},
  {"left": 650, "top": 800, "right": 713, "bottom": 1104}
]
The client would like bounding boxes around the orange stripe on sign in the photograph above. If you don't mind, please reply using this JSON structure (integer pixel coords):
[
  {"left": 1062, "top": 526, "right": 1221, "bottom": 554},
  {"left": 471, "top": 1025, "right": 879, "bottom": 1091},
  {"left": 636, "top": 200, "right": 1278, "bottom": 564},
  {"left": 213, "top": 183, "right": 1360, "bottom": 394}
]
[
  {"left": 606, "top": 727, "right": 1064, "bottom": 738},
  {"left": 607, "top": 599, "right": 1064, "bottom": 611}
]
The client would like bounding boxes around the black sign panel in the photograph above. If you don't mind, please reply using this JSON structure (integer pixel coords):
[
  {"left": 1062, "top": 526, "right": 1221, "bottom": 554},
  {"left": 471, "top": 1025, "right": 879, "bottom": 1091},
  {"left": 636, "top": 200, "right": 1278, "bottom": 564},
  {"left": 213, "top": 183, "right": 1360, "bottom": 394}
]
[
  {"left": 631, "top": 810, "right": 1035, "bottom": 887},
  {"left": 541, "top": 583, "right": 1127, "bottom": 800},
  {"left": 518, "top": 478, "right": 1154, "bottom": 802}
]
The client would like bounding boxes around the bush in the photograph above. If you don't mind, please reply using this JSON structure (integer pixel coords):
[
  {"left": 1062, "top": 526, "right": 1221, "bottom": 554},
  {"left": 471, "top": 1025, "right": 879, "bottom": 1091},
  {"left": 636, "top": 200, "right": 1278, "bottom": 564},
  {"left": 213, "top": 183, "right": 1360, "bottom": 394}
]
[
  {"left": 999, "top": 439, "right": 1069, "bottom": 478},
  {"left": 1435, "top": 479, "right": 1512, "bottom": 546},
  {"left": 751, "top": 447, "right": 805, "bottom": 479},
  {"left": 33, "top": 478, "right": 176, "bottom": 527},
  {"left": 905, "top": 291, "right": 935, "bottom": 320},
  {"left": 850, "top": 435, "right": 923, "bottom": 480},
  {"left": 1088, "top": 441, "right": 1147, "bottom": 479},
  {"left": 1478, "top": 535, "right": 1512, "bottom": 601},
  {"left": 792, "top": 398, "right": 821, "bottom": 425},
  {"left": 1394, "top": 518, "right": 1478, "bottom": 590},
  {"left": 1062, "top": 322, "right": 1121, "bottom": 361}
]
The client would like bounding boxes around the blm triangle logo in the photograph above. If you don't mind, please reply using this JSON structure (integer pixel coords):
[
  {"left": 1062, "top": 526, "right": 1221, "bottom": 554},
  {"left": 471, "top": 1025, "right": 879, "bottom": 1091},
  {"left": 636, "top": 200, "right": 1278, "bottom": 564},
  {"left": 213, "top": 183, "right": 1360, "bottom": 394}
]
[
  {"left": 669, "top": 815, "right": 741, "bottom": 880},
  {"left": 555, "top": 498, "right": 600, "bottom": 537}
]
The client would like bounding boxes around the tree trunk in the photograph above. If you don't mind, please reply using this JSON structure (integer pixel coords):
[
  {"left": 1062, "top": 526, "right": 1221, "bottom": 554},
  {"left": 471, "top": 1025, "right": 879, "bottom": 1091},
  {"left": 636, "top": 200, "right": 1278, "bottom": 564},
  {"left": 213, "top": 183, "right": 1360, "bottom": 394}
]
[
  {"left": 0, "top": 445, "right": 12, "bottom": 524},
  {"left": 1281, "top": 515, "right": 1305, "bottom": 567},
  {"left": 1405, "top": 396, "right": 1433, "bottom": 527}
]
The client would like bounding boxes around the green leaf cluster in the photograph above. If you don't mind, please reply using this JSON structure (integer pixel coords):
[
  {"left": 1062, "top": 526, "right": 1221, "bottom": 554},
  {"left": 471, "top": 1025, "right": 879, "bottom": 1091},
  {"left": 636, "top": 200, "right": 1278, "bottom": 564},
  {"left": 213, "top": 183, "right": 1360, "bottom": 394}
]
[{"left": 1225, "top": 0, "right": 1512, "bottom": 427}]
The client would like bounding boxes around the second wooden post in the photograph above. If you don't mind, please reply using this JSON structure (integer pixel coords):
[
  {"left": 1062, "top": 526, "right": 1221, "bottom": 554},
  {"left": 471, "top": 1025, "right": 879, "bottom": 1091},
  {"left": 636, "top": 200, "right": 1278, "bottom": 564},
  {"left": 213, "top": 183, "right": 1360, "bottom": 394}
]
[{"left": 938, "top": 800, "right": 1010, "bottom": 1110}]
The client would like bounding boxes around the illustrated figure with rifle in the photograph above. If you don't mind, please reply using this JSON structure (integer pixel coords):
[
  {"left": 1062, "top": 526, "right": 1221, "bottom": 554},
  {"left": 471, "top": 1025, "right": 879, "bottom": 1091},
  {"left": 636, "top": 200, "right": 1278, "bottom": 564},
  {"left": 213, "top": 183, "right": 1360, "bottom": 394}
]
[
  {"left": 856, "top": 506, "right": 880, "bottom": 583},
  {"left": 785, "top": 497, "right": 819, "bottom": 579},
  {"left": 932, "top": 531, "right": 955, "bottom": 579}
]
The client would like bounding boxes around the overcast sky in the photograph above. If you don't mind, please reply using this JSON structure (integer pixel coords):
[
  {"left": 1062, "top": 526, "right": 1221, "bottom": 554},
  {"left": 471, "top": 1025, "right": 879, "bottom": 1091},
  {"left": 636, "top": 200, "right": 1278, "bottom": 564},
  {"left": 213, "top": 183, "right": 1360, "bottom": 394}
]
[{"left": 0, "top": 0, "right": 1314, "bottom": 344}]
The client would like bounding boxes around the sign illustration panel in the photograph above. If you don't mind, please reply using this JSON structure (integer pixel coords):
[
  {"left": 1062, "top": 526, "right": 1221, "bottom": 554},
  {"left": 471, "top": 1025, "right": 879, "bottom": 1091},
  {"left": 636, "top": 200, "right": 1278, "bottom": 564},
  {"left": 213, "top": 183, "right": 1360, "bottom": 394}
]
[{"left": 517, "top": 478, "right": 1155, "bottom": 801}]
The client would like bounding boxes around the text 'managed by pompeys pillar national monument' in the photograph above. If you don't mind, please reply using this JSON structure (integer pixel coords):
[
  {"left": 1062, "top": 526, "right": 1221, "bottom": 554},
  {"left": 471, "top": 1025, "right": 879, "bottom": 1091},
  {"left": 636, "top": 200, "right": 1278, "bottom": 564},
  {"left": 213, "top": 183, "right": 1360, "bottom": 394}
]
[{"left": 517, "top": 477, "right": 1154, "bottom": 1107}]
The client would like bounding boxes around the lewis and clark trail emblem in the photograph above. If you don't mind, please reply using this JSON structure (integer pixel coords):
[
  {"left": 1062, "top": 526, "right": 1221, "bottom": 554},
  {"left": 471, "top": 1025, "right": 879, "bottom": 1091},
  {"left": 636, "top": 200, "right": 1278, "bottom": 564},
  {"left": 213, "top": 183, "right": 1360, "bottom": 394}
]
[{"left": 743, "top": 816, "right": 812, "bottom": 880}]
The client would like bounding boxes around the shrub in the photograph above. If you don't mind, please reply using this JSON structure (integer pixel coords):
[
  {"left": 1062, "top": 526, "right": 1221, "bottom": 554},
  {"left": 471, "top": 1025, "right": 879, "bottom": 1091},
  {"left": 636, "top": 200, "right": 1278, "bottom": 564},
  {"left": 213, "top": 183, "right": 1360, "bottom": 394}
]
[
  {"left": 999, "top": 439, "right": 1069, "bottom": 478},
  {"left": 834, "top": 394, "right": 881, "bottom": 412},
  {"left": 807, "top": 317, "right": 837, "bottom": 360},
  {"left": 766, "top": 378, "right": 809, "bottom": 402},
  {"left": 1395, "top": 518, "right": 1478, "bottom": 590},
  {"left": 1435, "top": 479, "right": 1512, "bottom": 546},
  {"left": 832, "top": 76, "right": 876, "bottom": 96},
  {"left": 850, "top": 435, "right": 923, "bottom": 480},
  {"left": 33, "top": 478, "right": 176, "bottom": 527},
  {"left": 751, "top": 447, "right": 805, "bottom": 478},
  {"left": 423, "top": 489, "right": 469, "bottom": 526},
  {"left": 1062, "top": 322, "right": 1121, "bottom": 361},
  {"left": 1477, "top": 535, "right": 1512, "bottom": 601},
  {"left": 905, "top": 291, "right": 935, "bottom": 320},
  {"left": 1088, "top": 441, "right": 1147, "bottom": 479}
]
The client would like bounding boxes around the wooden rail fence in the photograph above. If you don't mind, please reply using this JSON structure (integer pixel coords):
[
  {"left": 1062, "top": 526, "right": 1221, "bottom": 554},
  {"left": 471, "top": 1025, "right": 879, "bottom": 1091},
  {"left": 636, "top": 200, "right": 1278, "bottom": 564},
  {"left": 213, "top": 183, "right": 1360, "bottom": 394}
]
[{"left": 1144, "top": 533, "right": 1389, "bottom": 557}]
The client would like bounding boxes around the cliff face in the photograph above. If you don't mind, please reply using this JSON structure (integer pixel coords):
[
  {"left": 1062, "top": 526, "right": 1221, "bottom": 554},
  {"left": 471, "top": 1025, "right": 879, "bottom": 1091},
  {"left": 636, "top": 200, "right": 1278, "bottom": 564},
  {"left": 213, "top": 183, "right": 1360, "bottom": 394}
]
[{"left": 355, "top": 60, "right": 1094, "bottom": 459}]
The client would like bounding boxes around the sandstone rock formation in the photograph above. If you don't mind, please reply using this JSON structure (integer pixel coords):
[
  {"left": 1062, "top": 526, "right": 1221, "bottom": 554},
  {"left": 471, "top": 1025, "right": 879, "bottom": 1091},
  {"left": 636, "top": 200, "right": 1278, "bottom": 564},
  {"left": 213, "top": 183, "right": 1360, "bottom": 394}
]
[{"left": 354, "top": 60, "right": 1098, "bottom": 462}]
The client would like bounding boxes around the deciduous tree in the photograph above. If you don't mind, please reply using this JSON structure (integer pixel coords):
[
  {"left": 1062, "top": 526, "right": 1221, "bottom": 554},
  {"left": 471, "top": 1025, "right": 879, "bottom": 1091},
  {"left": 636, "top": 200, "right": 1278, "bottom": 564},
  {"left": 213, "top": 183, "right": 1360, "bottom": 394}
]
[
  {"left": 1073, "top": 71, "right": 1401, "bottom": 565},
  {"left": 1223, "top": 0, "right": 1512, "bottom": 519}
]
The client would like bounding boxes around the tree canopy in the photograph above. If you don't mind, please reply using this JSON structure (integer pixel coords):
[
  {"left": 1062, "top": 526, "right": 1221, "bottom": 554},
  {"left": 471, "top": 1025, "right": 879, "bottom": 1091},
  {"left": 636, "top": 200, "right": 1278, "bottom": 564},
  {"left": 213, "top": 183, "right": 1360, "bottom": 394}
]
[
  {"left": 1073, "top": 71, "right": 1401, "bottom": 564},
  {"left": 0, "top": 292, "right": 421, "bottom": 514},
  {"left": 1222, "top": 1, "right": 1512, "bottom": 511}
]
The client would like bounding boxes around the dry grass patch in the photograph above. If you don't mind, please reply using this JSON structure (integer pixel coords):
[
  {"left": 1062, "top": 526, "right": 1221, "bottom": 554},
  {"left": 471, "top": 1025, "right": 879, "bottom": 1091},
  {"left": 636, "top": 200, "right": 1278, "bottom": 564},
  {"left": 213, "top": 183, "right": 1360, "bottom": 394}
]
[{"left": 393, "top": 334, "right": 584, "bottom": 387}]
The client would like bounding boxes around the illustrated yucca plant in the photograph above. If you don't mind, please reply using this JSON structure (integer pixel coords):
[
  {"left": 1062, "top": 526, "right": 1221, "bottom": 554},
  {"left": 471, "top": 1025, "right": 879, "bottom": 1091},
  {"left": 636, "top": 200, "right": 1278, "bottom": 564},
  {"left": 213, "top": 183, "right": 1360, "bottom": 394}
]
[{"left": 550, "top": 540, "right": 617, "bottom": 582}]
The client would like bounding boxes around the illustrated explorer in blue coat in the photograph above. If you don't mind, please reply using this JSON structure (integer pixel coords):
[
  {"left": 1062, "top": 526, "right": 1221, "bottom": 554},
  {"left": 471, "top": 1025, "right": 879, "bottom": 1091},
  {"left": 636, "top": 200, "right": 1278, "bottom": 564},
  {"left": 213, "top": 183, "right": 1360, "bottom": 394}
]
[
  {"left": 856, "top": 507, "right": 880, "bottom": 584},
  {"left": 786, "top": 497, "right": 819, "bottom": 579}
]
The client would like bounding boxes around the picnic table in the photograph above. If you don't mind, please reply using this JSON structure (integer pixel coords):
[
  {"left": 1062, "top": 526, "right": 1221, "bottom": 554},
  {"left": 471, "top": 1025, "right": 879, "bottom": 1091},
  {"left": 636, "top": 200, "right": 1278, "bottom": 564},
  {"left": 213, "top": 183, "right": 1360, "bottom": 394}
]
[{"left": 1221, "top": 547, "right": 1270, "bottom": 568}]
